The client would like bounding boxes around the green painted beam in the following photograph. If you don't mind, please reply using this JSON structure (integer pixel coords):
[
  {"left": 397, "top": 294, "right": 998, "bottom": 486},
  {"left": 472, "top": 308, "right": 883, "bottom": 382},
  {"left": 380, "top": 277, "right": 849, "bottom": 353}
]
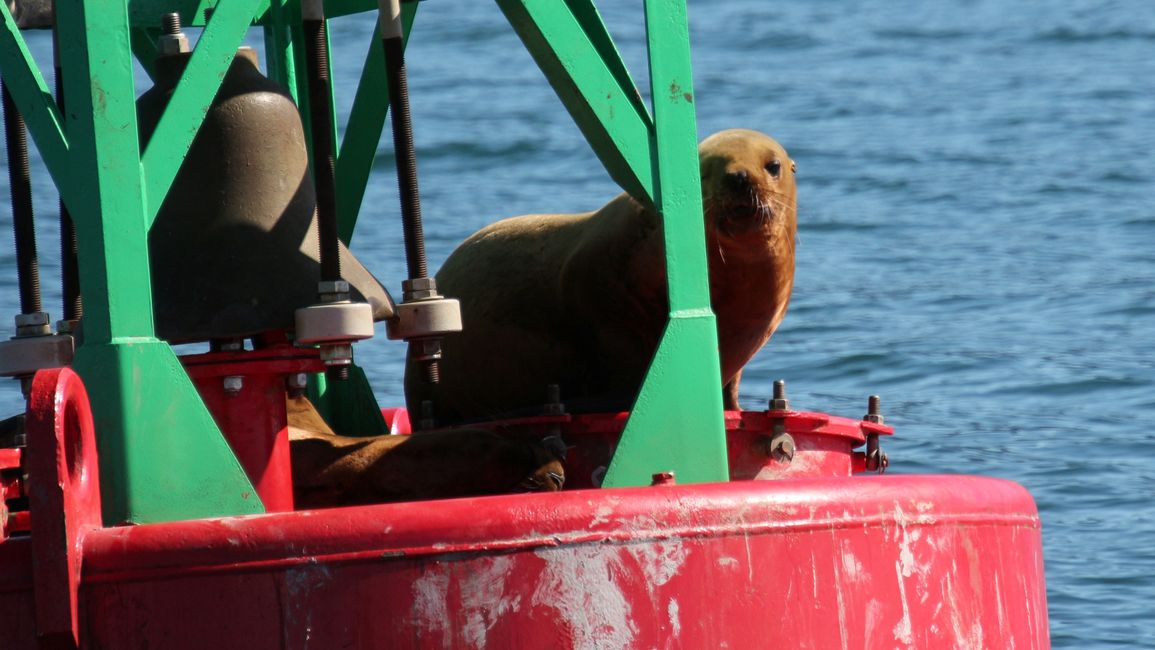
[
  {"left": 55, "top": 0, "right": 262, "bottom": 523},
  {"left": 498, "top": 0, "right": 655, "bottom": 204},
  {"left": 261, "top": 0, "right": 300, "bottom": 98},
  {"left": 563, "top": 0, "right": 650, "bottom": 124},
  {"left": 307, "top": 365, "right": 389, "bottom": 436},
  {"left": 73, "top": 341, "right": 265, "bottom": 523},
  {"left": 334, "top": 2, "right": 417, "bottom": 244},
  {"left": 0, "top": 2, "right": 70, "bottom": 196},
  {"left": 602, "top": 0, "right": 728, "bottom": 487},
  {"left": 128, "top": 0, "right": 270, "bottom": 27},
  {"left": 141, "top": 0, "right": 264, "bottom": 227},
  {"left": 326, "top": 0, "right": 397, "bottom": 19},
  {"left": 56, "top": 0, "right": 154, "bottom": 342}
]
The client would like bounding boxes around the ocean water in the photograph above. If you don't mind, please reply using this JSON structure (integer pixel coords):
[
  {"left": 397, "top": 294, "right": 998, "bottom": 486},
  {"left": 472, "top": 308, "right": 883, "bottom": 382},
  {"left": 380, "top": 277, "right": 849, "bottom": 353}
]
[{"left": 2, "top": 0, "right": 1153, "bottom": 646}]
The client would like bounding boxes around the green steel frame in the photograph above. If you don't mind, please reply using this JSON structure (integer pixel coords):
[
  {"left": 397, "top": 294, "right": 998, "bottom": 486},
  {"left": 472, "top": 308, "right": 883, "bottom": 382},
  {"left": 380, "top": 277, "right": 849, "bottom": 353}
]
[{"left": 0, "top": 0, "right": 726, "bottom": 523}]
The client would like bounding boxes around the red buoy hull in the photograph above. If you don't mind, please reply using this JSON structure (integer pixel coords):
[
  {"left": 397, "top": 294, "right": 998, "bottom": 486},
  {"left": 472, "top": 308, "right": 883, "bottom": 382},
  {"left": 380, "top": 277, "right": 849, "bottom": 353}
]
[{"left": 1, "top": 475, "right": 1047, "bottom": 648}]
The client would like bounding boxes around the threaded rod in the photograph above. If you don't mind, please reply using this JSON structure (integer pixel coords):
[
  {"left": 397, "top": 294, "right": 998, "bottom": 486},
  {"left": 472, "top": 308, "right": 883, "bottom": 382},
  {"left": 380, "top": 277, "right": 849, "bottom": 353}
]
[
  {"left": 3, "top": 81, "right": 42, "bottom": 316},
  {"left": 383, "top": 35, "right": 428, "bottom": 280},
  {"left": 303, "top": 16, "right": 341, "bottom": 283}
]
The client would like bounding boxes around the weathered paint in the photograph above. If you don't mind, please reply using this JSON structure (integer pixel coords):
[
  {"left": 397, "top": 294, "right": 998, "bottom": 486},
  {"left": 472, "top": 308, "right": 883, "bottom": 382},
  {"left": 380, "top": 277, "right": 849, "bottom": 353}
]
[
  {"left": 0, "top": 471, "right": 1048, "bottom": 648},
  {"left": 0, "top": 350, "right": 1042, "bottom": 649}
]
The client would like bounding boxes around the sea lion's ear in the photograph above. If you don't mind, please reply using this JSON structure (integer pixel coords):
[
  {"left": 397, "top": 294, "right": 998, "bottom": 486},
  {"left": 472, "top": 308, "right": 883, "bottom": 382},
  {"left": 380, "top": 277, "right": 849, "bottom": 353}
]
[
  {"left": 541, "top": 434, "right": 568, "bottom": 461},
  {"left": 791, "top": 160, "right": 797, "bottom": 173}
]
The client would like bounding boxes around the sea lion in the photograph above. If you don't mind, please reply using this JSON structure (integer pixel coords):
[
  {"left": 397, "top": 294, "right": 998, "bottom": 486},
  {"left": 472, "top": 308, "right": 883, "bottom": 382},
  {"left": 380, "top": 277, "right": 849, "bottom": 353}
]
[
  {"left": 287, "top": 396, "right": 564, "bottom": 508},
  {"left": 407, "top": 128, "right": 797, "bottom": 424}
]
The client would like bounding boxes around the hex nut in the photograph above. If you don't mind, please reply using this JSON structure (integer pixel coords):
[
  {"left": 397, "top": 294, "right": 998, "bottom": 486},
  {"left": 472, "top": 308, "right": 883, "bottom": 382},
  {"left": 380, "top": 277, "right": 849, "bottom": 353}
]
[
  {"left": 319, "top": 343, "right": 354, "bottom": 366},
  {"left": 159, "top": 33, "right": 190, "bottom": 55}
]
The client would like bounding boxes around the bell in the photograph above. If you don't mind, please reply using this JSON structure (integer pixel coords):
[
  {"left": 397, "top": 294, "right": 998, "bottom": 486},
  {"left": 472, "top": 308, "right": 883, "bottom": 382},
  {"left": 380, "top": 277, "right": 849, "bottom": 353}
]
[{"left": 138, "top": 46, "right": 394, "bottom": 343}]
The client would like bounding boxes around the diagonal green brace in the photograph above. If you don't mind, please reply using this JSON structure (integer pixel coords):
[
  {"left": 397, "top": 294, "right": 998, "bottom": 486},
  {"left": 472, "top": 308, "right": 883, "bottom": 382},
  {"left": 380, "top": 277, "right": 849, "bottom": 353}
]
[
  {"left": 602, "top": 316, "right": 729, "bottom": 486},
  {"left": 0, "top": 1, "right": 70, "bottom": 193},
  {"left": 499, "top": 0, "right": 655, "bottom": 204},
  {"left": 603, "top": 0, "right": 728, "bottom": 487},
  {"left": 141, "top": 0, "right": 265, "bottom": 227},
  {"left": 74, "top": 342, "right": 264, "bottom": 524}
]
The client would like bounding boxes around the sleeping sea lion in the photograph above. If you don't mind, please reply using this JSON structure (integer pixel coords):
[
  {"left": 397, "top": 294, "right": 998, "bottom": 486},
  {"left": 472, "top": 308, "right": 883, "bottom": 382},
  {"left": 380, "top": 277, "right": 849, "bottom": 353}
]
[
  {"left": 407, "top": 128, "right": 797, "bottom": 423},
  {"left": 287, "top": 396, "right": 564, "bottom": 508}
]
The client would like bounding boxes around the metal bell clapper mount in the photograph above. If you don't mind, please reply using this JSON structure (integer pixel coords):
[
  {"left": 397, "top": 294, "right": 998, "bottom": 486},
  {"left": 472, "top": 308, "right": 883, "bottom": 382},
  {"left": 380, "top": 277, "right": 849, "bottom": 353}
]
[
  {"left": 295, "top": 280, "right": 375, "bottom": 379},
  {"left": 385, "top": 277, "right": 462, "bottom": 384}
]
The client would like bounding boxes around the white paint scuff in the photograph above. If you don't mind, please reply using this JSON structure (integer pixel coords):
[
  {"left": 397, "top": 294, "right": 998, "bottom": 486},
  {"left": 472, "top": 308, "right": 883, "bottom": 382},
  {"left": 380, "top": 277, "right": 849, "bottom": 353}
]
[
  {"left": 892, "top": 561, "right": 913, "bottom": 647},
  {"left": 460, "top": 556, "right": 521, "bottom": 649},
  {"left": 411, "top": 570, "right": 451, "bottom": 648},
  {"left": 625, "top": 539, "right": 688, "bottom": 590},
  {"left": 840, "top": 540, "right": 867, "bottom": 585},
  {"left": 668, "top": 598, "right": 681, "bottom": 638},
  {"left": 532, "top": 545, "right": 639, "bottom": 650}
]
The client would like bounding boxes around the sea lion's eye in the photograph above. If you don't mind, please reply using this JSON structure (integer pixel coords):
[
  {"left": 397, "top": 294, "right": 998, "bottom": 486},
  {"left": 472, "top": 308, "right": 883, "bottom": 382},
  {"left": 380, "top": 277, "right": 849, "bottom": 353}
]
[{"left": 765, "top": 160, "right": 782, "bottom": 178}]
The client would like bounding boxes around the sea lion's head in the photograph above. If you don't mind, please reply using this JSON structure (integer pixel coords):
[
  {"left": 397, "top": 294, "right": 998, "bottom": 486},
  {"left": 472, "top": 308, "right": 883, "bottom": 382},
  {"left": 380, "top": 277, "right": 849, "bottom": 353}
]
[{"left": 699, "top": 129, "right": 797, "bottom": 241}]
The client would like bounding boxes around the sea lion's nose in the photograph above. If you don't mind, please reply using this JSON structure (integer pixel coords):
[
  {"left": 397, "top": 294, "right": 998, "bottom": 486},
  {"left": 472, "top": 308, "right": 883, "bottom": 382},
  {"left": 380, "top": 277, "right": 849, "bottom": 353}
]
[{"left": 723, "top": 169, "right": 750, "bottom": 191}]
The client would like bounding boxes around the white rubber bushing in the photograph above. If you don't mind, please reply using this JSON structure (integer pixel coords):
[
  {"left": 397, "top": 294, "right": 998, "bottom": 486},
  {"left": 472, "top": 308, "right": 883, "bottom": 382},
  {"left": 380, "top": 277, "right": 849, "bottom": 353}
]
[
  {"left": 386, "top": 298, "right": 462, "bottom": 340},
  {"left": 294, "top": 301, "right": 375, "bottom": 344}
]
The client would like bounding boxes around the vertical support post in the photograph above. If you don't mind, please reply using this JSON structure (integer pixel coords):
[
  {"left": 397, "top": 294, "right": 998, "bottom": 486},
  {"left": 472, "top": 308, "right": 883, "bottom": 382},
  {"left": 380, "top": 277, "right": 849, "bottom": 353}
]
[
  {"left": 262, "top": 0, "right": 301, "bottom": 96},
  {"left": 54, "top": 0, "right": 261, "bottom": 523},
  {"left": 602, "top": 0, "right": 728, "bottom": 487}
]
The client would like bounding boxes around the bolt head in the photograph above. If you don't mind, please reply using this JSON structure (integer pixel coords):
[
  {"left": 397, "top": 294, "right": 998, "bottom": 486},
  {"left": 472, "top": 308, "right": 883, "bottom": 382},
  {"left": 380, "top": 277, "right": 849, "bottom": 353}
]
[
  {"left": 223, "top": 376, "right": 244, "bottom": 395},
  {"left": 772, "top": 436, "right": 795, "bottom": 462}
]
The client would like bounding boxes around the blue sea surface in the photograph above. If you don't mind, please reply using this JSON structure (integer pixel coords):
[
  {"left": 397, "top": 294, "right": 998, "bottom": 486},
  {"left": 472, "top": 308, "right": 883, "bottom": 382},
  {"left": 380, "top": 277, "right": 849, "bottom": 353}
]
[{"left": 1, "top": 1, "right": 1153, "bottom": 646}]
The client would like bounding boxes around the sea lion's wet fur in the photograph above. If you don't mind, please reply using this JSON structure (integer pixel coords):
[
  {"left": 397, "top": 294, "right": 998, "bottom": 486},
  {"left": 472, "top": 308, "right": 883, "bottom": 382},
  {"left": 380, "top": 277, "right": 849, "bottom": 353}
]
[
  {"left": 409, "top": 128, "right": 797, "bottom": 423},
  {"left": 288, "top": 396, "right": 564, "bottom": 508}
]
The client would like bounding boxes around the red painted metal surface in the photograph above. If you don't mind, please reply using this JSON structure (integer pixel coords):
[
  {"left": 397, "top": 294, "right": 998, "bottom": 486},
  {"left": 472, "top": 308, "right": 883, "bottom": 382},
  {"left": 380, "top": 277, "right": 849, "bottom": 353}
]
[
  {"left": 450, "top": 408, "right": 893, "bottom": 489},
  {"left": 0, "top": 476, "right": 1048, "bottom": 649},
  {"left": 0, "top": 370, "right": 1048, "bottom": 648},
  {"left": 1, "top": 446, "right": 24, "bottom": 539},
  {"left": 381, "top": 406, "right": 412, "bottom": 434},
  {"left": 24, "top": 368, "right": 102, "bottom": 649},
  {"left": 183, "top": 346, "right": 325, "bottom": 512}
]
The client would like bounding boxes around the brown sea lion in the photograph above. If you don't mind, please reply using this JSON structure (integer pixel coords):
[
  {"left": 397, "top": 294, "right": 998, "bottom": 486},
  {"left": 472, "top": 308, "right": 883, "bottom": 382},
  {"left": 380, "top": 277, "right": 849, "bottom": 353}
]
[
  {"left": 287, "top": 396, "right": 564, "bottom": 508},
  {"left": 407, "top": 128, "right": 797, "bottom": 423}
]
